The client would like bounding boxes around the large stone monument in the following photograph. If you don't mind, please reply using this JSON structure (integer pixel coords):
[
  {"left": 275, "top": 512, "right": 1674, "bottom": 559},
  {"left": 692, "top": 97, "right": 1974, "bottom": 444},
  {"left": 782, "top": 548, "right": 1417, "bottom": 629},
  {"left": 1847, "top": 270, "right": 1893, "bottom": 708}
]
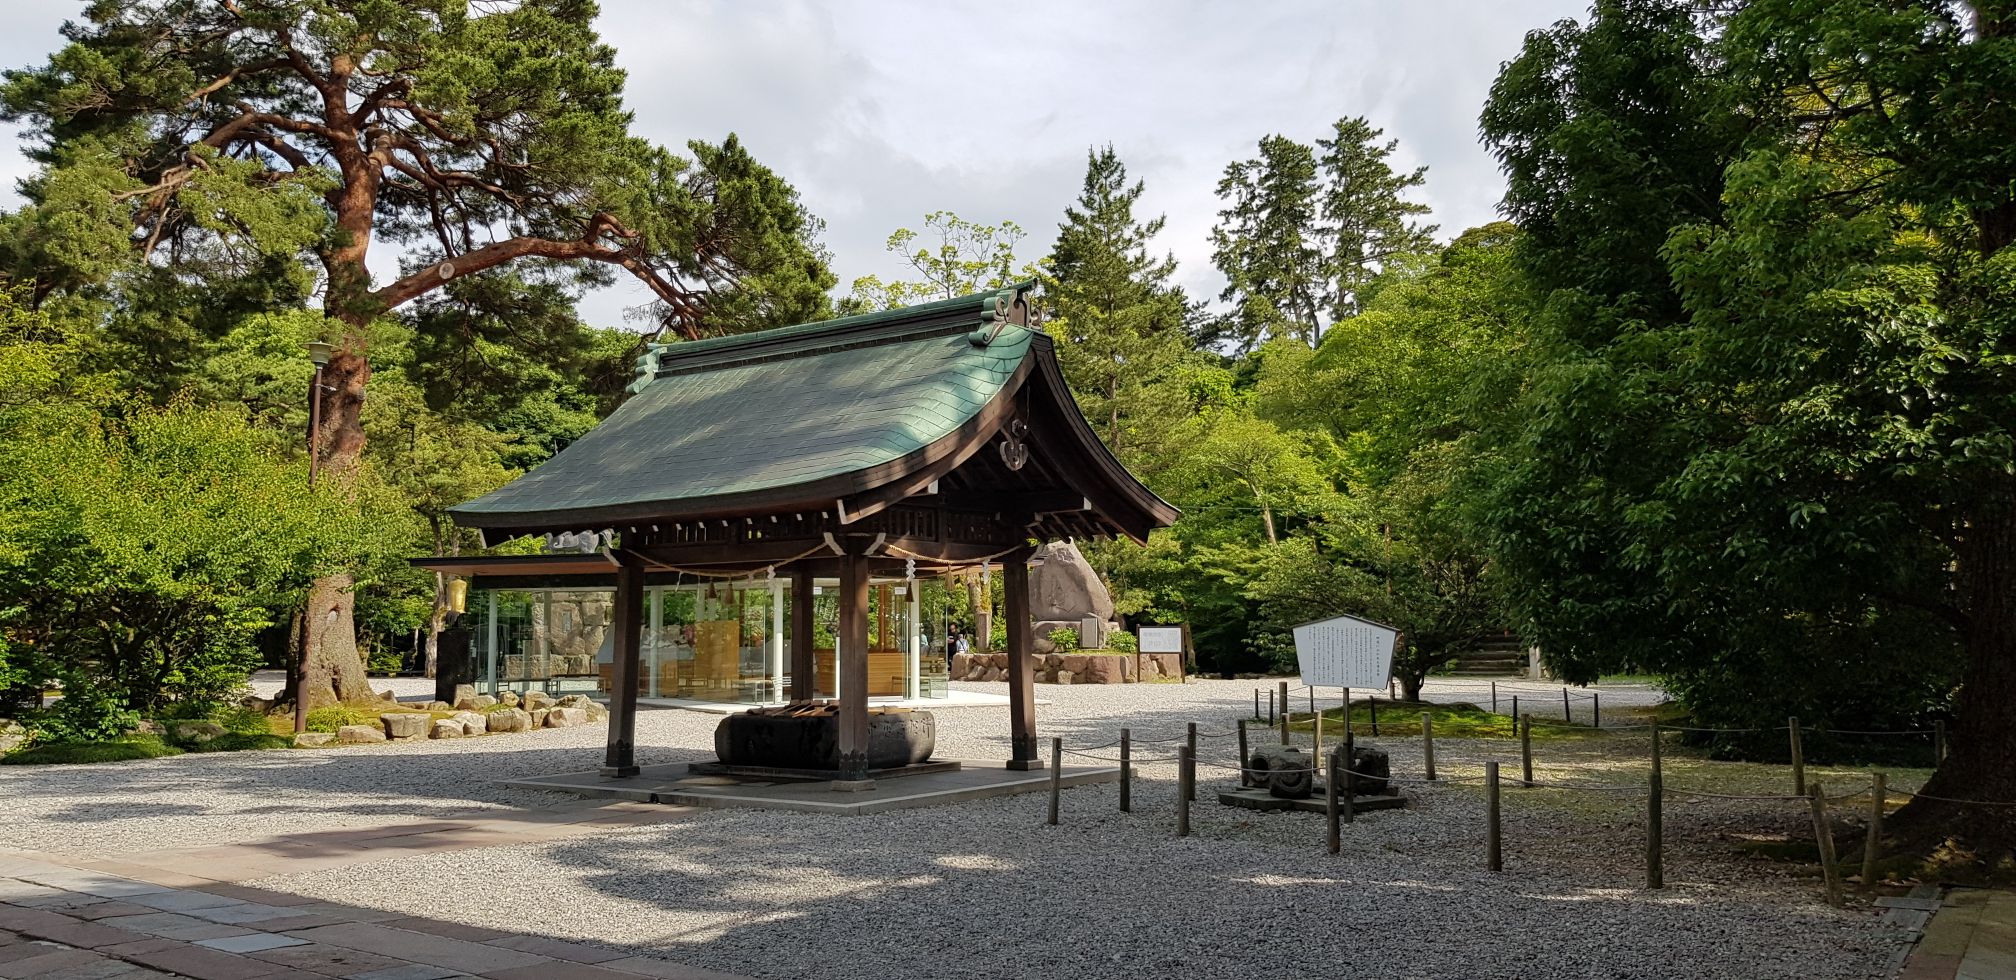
[{"left": 1028, "top": 541, "right": 1116, "bottom": 654}]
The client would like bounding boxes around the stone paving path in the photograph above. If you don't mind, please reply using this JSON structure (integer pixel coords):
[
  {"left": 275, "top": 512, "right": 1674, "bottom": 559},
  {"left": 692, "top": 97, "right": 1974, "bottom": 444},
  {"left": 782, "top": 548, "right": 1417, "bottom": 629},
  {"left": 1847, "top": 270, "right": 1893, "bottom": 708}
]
[
  {"left": 0, "top": 802, "right": 748, "bottom": 980},
  {"left": 1900, "top": 888, "right": 2016, "bottom": 980}
]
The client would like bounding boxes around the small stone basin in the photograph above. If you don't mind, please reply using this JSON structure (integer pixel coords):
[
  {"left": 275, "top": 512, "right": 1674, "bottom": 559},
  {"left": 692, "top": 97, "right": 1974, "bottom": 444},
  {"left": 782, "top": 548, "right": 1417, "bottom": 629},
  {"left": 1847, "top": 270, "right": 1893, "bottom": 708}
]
[{"left": 713, "top": 703, "right": 935, "bottom": 771}]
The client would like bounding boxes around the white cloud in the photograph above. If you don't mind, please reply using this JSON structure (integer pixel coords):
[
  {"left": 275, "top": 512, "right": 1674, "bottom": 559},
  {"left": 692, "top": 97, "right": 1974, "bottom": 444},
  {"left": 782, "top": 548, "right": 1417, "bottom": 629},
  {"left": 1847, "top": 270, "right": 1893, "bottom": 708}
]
[{"left": 0, "top": 0, "right": 1586, "bottom": 328}]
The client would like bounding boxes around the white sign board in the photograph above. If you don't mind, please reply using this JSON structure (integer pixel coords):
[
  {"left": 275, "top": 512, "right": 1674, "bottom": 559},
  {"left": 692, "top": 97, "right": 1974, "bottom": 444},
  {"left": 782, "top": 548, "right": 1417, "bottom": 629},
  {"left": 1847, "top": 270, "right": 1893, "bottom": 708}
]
[
  {"left": 1137, "top": 626, "right": 1184, "bottom": 654},
  {"left": 1292, "top": 614, "right": 1398, "bottom": 689}
]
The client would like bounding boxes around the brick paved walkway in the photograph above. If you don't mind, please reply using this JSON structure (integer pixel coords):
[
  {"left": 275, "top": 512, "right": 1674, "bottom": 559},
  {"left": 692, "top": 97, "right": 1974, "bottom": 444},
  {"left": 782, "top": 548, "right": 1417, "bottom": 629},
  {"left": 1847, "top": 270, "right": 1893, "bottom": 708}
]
[{"left": 0, "top": 803, "right": 747, "bottom": 980}]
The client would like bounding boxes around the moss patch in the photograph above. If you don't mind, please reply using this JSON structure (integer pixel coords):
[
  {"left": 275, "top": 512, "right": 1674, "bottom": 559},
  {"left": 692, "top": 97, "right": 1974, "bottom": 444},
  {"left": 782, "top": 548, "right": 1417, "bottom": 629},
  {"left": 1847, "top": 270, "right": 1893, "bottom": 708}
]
[{"left": 2, "top": 735, "right": 182, "bottom": 765}]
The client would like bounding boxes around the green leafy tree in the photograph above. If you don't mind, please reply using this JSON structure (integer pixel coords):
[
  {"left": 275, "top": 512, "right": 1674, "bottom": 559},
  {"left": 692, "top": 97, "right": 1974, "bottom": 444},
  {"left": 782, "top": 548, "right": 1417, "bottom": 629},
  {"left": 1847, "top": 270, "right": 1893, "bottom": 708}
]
[
  {"left": 0, "top": 0, "right": 836, "bottom": 706},
  {"left": 1482, "top": 0, "right": 2016, "bottom": 867},
  {"left": 850, "top": 211, "right": 1027, "bottom": 311}
]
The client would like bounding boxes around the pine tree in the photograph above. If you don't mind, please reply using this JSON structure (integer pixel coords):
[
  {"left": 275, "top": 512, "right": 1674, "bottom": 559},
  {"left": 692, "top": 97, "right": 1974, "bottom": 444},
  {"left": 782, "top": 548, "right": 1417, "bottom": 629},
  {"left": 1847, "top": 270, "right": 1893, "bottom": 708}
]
[
  {"left": 1042, "top": 146, "right": 1194, "bottom": 463},
  {"left": 0, "top": 0, "right": 836, "bottom": 707},
  {"left": 1210, "top": 118, "right": 1436, "bottom": 349},
  {"left": 1316, "top": 117, "right": 1436, "bottom": 321}
]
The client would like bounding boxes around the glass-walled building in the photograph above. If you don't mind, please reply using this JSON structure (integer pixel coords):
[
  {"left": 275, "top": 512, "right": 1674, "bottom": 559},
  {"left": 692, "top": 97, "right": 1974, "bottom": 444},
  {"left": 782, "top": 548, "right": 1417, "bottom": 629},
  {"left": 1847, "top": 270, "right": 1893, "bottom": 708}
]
[{"left": 470, "top": 576, "right": 956, "bottom": 705}]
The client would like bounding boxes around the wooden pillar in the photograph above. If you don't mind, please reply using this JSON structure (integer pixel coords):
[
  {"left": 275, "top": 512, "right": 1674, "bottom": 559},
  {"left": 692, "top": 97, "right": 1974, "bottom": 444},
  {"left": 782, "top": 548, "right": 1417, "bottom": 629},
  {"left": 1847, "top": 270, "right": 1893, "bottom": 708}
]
[
  {"left": 1003, "top": 544, "right": 1040, "bottom": 769},
  {"left": 836, "top": 546, "right": 872, "bottom": 781},
  {"left": 601, "top": 552, "right": 644, "bottom": 777},
  {"left": 789, "top": 568, "right": 815, "bottom": 701}
]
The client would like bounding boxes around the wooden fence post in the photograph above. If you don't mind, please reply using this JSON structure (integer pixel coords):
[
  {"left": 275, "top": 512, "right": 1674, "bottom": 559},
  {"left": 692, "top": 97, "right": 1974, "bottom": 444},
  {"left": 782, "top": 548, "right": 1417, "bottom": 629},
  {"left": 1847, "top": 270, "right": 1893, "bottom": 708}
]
[
  {"left": 1342, "top": 728, "right": 1356, "bottom": 824},
  {"left": 1326, "top": 745, "right": 1341, "bottom": 854},
  {"left": 1512, "top": 694, "right": 1520, "bottom": 724},
  {"left": 1934, "top": 721, "right": 1946, "bottom": 766},
  {"left": 1562, "top": 686, "right": 1571, "bottom": 723},
  {"left": 1309, "top": 686, "right": 1315, "bottom": 717},
  {"left": 1422, "top": 712, "right": 1437, "bottom": 781},
  {"left": 1278, "top": 681, "right": 1290, "bottom": 746},
  {"left": 1520, "top": 714, "right": 1534, "bottom": 787},
  {"left": 1486, "top": 760, "right": 1503, "bottom": 872},
  {"left": 1491, "top": 680, "right": 1498, "bottom": 714},
  {"left": 1176, "top": 746, "right": 1193, "bottom": 838},
  {"left": 1254, "top": 688, "right": 1260, "bottom": 721},
  {"left": 1120, "top": 728, "right": 1132, "bottom": 812},
  {"left": 1370, "top": 697, "right": 1380, "bottom": 736},
  {"left": 1186, "top": 722, "right": 1198, "bottom": 801},
  {"left": 1267, "top": 688, "right": 1274, "bottom": 726},
  {"left": 1808, "top": 783, "right": 1843, "bottom": 907},
  {"left": 1790, "top": 716, "right": 1806, "bottom": 797},
  {"left": 1235, "top": 720, "right": 1248, "bottom": 789},
  {"left": 1647, "top": 724, "right": 1664, "bottom": 889},
  {"left": 1862, "top": 771, "right": 1886, "bottom": 891},
  {"left": 1314, "top": 706, "right": 1323, "bottom": 762},
  {"left": 1047, "top": 736, "right": 1062, "bottom": 826}
]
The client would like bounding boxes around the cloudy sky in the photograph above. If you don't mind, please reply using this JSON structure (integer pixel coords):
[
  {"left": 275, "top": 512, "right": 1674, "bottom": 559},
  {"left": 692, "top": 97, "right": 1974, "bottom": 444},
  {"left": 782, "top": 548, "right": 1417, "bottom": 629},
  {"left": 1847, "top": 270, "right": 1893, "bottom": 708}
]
[{"left": 0, "top": 1, "right": 1586, "bottom": 329}]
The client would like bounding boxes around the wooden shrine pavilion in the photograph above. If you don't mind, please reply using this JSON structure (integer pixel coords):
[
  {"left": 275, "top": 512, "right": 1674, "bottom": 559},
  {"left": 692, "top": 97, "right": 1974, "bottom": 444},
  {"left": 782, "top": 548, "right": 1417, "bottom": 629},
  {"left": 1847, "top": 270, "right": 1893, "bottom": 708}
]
[{"left": 426, "top": 283, "right": 1178, "bottom": 784}]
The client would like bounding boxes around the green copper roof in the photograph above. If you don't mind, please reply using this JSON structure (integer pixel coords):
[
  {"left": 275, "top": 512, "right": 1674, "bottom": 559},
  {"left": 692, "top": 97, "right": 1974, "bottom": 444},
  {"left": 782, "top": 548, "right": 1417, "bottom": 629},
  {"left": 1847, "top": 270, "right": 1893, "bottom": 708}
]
[{"left": 451, "top": 287, "right": 1037, "bottom": 529}]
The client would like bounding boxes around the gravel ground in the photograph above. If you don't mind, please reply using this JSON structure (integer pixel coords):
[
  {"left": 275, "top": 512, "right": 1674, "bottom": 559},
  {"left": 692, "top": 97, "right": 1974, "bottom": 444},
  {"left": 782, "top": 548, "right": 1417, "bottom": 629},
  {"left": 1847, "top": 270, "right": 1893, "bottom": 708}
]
[{"left": 2, "top": 678, "right": 1898, "bottom": 980}]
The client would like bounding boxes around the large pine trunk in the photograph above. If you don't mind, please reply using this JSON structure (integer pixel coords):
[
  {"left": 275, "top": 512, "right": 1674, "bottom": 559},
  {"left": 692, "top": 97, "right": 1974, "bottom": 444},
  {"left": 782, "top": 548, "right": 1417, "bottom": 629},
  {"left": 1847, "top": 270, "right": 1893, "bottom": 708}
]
[
  {"left": 1887, "top": 499, "right": 2016, "bottom": 874},
  {"left": 295, "top": 310, "right": 377, "bottom": 708}
]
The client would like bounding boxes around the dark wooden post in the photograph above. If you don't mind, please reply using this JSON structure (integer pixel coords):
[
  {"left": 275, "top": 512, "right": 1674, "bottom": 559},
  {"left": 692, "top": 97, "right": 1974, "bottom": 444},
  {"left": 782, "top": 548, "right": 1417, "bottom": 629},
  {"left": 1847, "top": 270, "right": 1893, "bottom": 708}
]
[
  {"left": 789, "top": 568, "right": 815, "bottom": 700},
  {"left": 1486, "top": 761, "right": 1502, "bottom": 871},
  {"left": 1236, "top": 719, "right": 1249, "bottom": 788},
  {"left": 1789, "top": 716, "right": 1806, "bottom": 796},
  {"left": 1003, "top": 545, "right": 1040, "bottom": 769},
  {"left": 1186, "top": 722, "right": 1198, "bottom": 801},
  {"left": 1520, "top": 714, "right": 1534, "bottom": 787},
  {"left": 1862, "top": 771, "right": 1886, "bottom": 891},
  {"left": 1326, "top": 744, "right": 1342, "bottom": 854},
  {"left": 835, "top": 545, "right": 871, "bottom": 782},
  {"left": 1278, "top": 680, "right": 1290, "bottom": 745},
  {"left": 601, "top": 551, "right": 644, "bottom": 777},
  {"left": 1647, "top": 724, "right": 1664, "bottom": 889},
  {"left": 1047, "top": 736, "right": 1062, "bottom": 825},
  {"left": 1120, "top": 728, "right": 1132, "bottom": 811}
]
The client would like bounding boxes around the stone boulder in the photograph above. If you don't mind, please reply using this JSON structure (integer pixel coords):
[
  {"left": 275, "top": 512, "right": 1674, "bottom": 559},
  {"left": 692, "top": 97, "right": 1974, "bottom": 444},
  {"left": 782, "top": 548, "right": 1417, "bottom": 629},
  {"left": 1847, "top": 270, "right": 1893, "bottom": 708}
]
[
  {"left": 131, "top": 719, "right": 168, "bottom": 736},
  {"left": 500, "top": 691, "right": 520, "bottom": 708},
  {"left": 1028, "top": 541, "right": 1114, "bottom": 623},
  {"left": 379, "top": 688, "right": 398, "bottom": 702},
  {"left": 455, "top": 694, "right": 497, "bottom": 711},
  {"left": 1077, "top": 656, "right": 1131, "bottom": 685},
  {"left": 522, "top": 690, "right": 555, "bottom": 711},
  {"left": 450, "top": 711, "right": 488, "bottom": 736},
  {"left": 380, "top": 713, "right": 429, "bottom": 740},
  {"left": 529, "top": 709, "right": 549, "bottom": 728},
  {"left": 0, "top": 719, "right": 24, "bottom": 755},
  {"left": 485, "top": 708, "right": 532, "bottom": 733},
  {"left": 452, "top": 684, "right": 478, "bottom": 707},
  {"left": 171, "top": 721, "right": 225, "bottom": 744},
  {"left": 292, "top": 731, "right": 334, "bottom": 747},
  {"left": 429, "top": 720, "right": 464, "bottom": 739},
  {"left": 545, "top": 707, "right": 588, "bottom": 728},
  {"left": 337, "top": 724, "right": 386, "bottom": 744},
  {"left": 239, "top": 695, "right": 273, "bottom": 714},
  {"left": 1339, "top": 744, "right": 1393, "bottom": 796}
]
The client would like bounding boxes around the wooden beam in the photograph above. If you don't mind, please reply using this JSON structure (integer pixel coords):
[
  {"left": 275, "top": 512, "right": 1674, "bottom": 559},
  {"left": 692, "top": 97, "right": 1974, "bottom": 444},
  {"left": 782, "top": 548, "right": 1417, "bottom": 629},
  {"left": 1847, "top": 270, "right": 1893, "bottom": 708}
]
[
  {"left": 602, "top": 551, "right": 645, "bottom": 777},
  {"left": 836, "top": 543, "right": 872, "bottom": 781},
  {"left": 790, "top": 568, "right": 815, "bottom": 700},
  {"left": 1002, "top": 543, "right": 1040, "bottom": 770}
]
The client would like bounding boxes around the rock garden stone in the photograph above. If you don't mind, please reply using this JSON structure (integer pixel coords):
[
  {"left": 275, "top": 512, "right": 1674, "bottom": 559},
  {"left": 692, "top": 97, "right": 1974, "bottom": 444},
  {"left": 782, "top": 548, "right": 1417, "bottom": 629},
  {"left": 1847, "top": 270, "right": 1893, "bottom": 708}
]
[
  {"left": 529, "top": 708, "right": 549, "bottom": 728},
  {"left": 337, "top": 724, "right": 386, "bottom": 744},
  {"left": 131, "top": 719, "right": 168, "bottom": 736},
  {"left": 1056, "top": 670, "right": 1075, "bottom": 685},
  {"left": 292, "top": 731, "right": 334, "bottom": 747},
  {"left": 172, "top": 721, "right": 226, "bottom": 744},
  {"left": 379, "top": 688, "right": 398, "bottom": 701},
  {"left": 452, "top": 684, "right": 477, "bottom": 706},
  {"left": 380, "top": 713, "right": 429, "bottom": 739},
  {"left": 522, "top": 690, "right": 555, "bottom": 711},
  {"left": 1028, "top": 540, "right": 1115, "bottom": 623},
  {"left": 555, "top": 694, "right": 596, "bottom": 710},
  {"left": 429, "top": 719, "right": 464, "bottom": 739},
  {"left": 0, "top": 718, "right": 24, "bottom": 754},
  {"left": 485, "top": 707, "right": 532, "bottom": 733},
  {"left": 584, "top": 702, "right": 609, "bottom": 722},
  {"left": 545, "top": 707, "right": 588, "bottom": 728},
  {"left": 450, "top": 711, "right": 488, "bottom": 735},
  {"left": 500, "top": 691, "right": 520, "bottom": 708},
  {"left": 1248, "top": 744, "right": 1315, "bottom": 798}
]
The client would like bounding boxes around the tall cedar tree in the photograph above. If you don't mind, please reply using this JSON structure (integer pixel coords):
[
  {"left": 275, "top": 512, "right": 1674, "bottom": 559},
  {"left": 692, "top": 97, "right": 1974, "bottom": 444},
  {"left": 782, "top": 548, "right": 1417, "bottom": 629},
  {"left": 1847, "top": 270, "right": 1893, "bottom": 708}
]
[
  {"left": 0, "top": 0, "right": 835, "bottom": 706},
  {"left": 1486, "top": 0, "right": 2016, "bottom": 869},
  {"left": 1211, "top": 117, "right": 1434, "bottom": 350},
  {"left": 1043, "top": 146, "right": 1192, "bottom": 459}
]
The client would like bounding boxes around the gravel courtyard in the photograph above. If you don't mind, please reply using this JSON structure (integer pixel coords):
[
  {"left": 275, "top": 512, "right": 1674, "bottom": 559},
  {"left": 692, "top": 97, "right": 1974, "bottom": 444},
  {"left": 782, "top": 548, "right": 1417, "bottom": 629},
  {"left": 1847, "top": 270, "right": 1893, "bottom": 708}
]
[{"left": 1, "top": 679, "right": 1908, "bottom": 979}]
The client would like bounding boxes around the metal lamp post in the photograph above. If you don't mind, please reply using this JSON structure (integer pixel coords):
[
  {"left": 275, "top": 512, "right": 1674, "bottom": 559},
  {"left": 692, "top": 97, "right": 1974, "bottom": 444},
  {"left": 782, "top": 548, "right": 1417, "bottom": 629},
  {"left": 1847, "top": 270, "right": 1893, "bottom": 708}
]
[{"left": 295, "top": 341, "right": 335, "bottom": 734}]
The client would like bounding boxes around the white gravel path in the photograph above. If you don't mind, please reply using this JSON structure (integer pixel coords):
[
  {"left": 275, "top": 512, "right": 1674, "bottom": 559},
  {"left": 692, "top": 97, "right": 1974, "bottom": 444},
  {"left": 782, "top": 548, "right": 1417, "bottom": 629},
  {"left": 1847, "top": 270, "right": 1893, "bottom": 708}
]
[{"left": 1, "top": 678, "right": 1895, "bottom": 980}]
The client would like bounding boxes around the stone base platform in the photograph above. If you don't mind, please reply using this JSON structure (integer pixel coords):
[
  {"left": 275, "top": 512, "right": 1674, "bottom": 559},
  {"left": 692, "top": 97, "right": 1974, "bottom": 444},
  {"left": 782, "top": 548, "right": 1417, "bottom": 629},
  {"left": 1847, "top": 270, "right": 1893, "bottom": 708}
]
[
  {"left": 1217, "top": 785, "right": 1409, "bottom": 815},
  {"left": 503, "top": 760, "right": 1120, "bottom": 815},
  {"left": 686, "top": 759, "right": 963, "bottom": 781}
]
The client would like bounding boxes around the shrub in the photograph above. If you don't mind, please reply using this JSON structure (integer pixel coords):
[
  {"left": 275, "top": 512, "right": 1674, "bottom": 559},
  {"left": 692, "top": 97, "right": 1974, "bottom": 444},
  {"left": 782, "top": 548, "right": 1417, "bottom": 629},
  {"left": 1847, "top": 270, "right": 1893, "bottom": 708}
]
[
  {"left": 2, "top": 735, "right": 181, "bottom": 765},
  {"left": 25, "top": 689, "right": 140, "bottom": 745},
  {"left": 304, "top": 703, "right": 381, "bottom": 733},
  {"left": 989, "top": 619, "right": 1007, "bottom": 650},
  {"left": 1105, "top": 631, "right": 1138, "bottom": 653},
  {"left": 215, "top": 704, "right": 275, "bottom": 736},
  {"left": 185, "top": 732, "right": 290, "bottom": 753},
  {"left": 1047, "top": 626, "right": 1080, "bottom": 650}
]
